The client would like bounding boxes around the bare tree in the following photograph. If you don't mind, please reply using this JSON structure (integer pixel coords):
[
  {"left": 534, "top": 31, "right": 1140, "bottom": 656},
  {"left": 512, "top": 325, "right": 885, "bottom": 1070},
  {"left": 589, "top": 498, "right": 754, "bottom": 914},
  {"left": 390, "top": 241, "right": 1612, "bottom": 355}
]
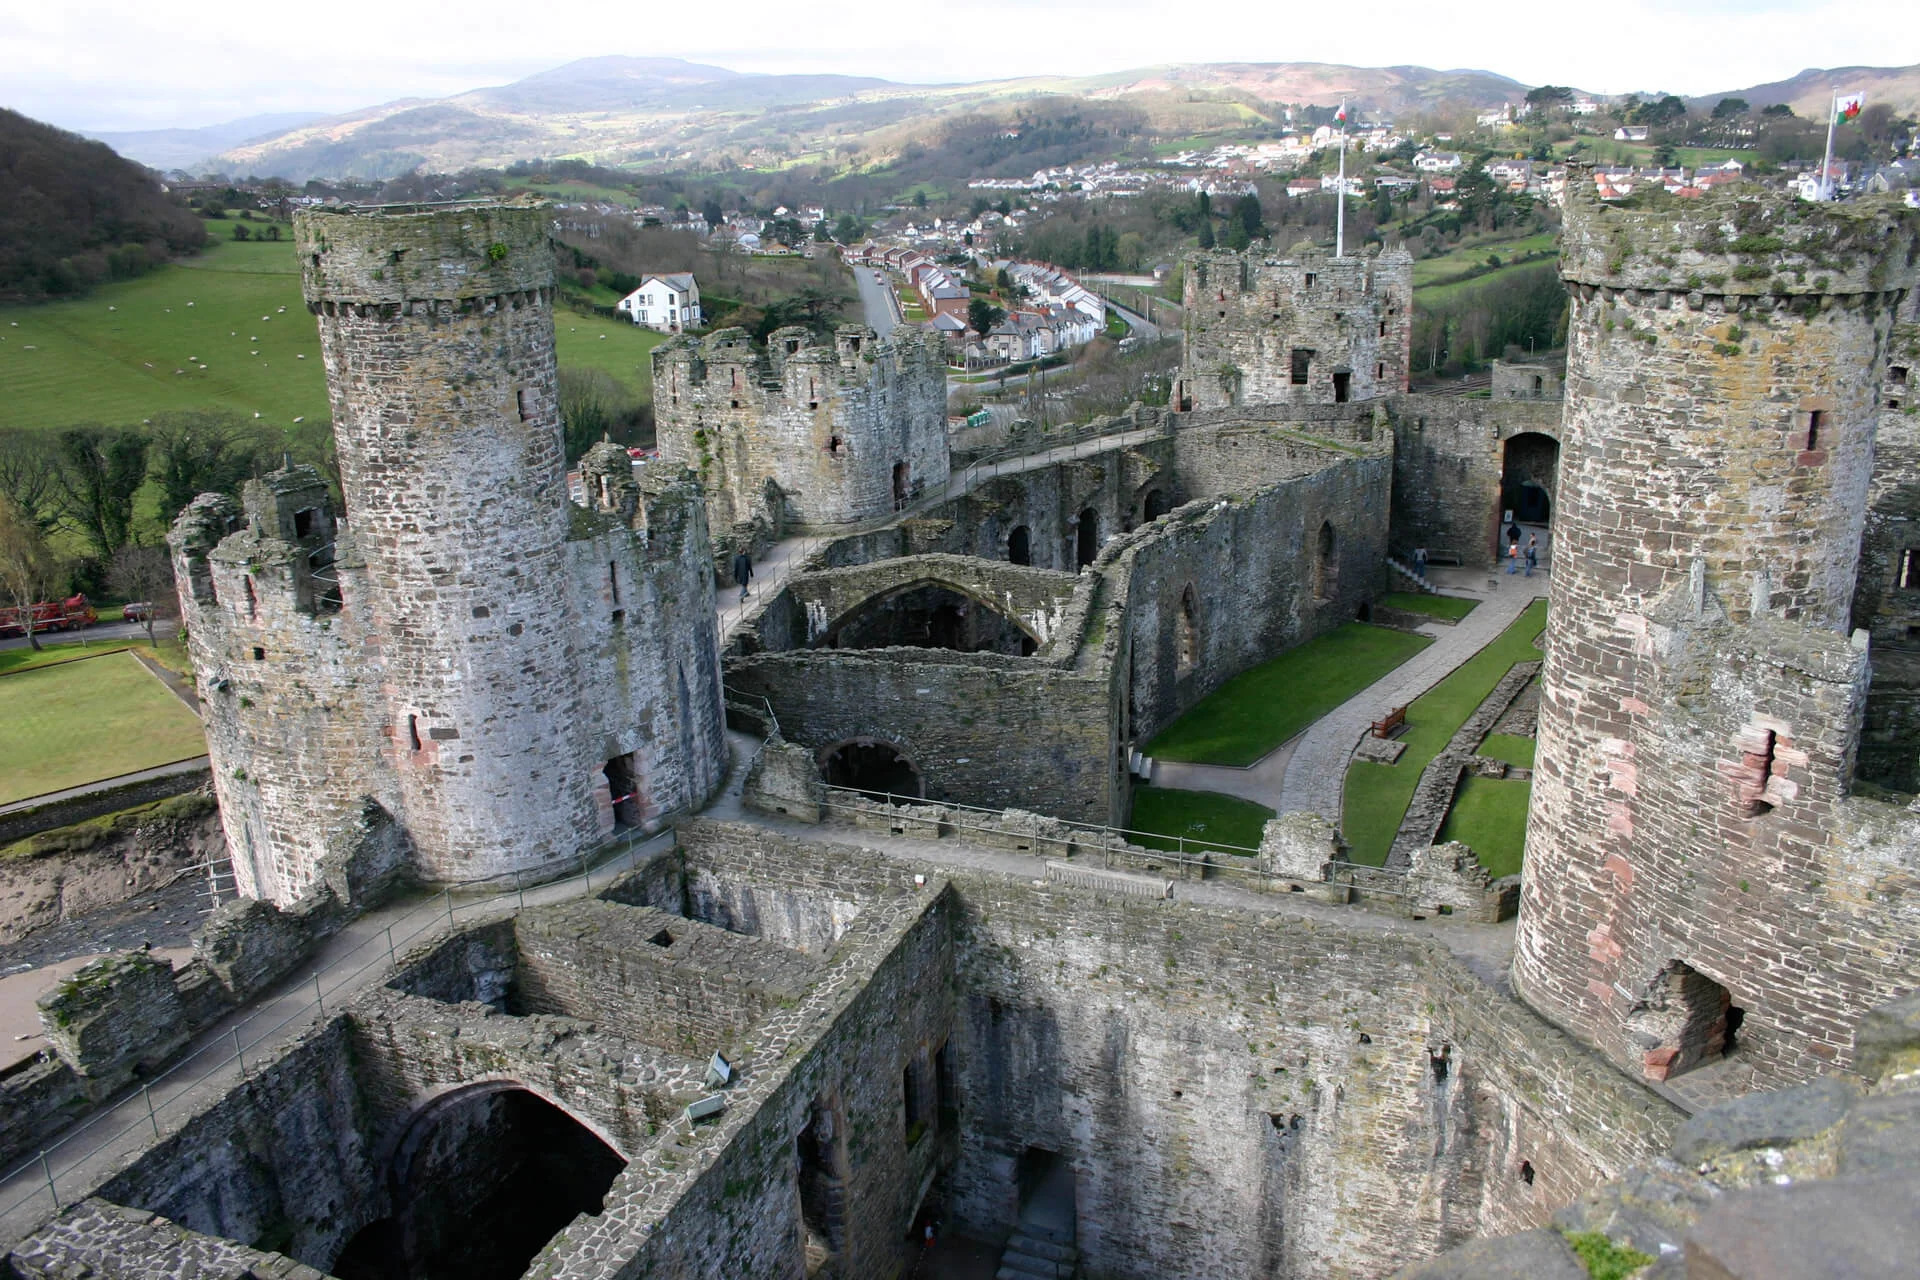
[
  {"left": 107, "top": 544, "right": 176, "bottom": 647},
  {"left": 0, "top": 496, "right": 67, "bottom": 652}
]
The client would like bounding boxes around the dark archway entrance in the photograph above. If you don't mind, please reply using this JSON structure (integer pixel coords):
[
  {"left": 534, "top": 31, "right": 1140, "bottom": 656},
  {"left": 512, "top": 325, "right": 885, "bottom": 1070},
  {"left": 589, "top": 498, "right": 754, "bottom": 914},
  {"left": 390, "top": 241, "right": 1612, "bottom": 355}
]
[
  {"left": 1075, "top": 509, "right": 1100, "bottom": 569},
  {"left": 893, "top": 461, "right": 910, "bottom": 511},
  {"left": 821, "top": 740, "right": 922, "bottom": 802},
  {"left": 331, "top": 1085, "right": 625, "bottom": 1280},
  {"left": 828, "top": 582, "right": 1037, "bottom": 655},
  {"left": 1008, "top": 525, "right": 1031, "bottom": 566},
  {"left": 1501, "top": 432, "right": 1559, "bottom": 537},
  {"left": 1142, "top": 488, "right": 1173, "bottom": 522}
]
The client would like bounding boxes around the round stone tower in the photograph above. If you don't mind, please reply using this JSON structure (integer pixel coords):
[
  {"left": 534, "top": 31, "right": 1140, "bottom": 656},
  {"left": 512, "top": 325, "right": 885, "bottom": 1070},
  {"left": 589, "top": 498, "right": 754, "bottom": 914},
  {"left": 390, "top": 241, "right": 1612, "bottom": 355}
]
[
  {"left": 1515, "top": 183, "right": 1920, "bottom": 1084},
  {"left": 294, "top": 201, "right": 601, "bottom": 881}
]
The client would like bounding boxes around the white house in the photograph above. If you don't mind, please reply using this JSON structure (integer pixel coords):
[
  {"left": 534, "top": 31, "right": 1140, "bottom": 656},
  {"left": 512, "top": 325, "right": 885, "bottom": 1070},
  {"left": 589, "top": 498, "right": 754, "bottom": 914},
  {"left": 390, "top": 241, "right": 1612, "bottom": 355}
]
[{"left": 616, "top": 274, "right": 703, "bottom": 333}]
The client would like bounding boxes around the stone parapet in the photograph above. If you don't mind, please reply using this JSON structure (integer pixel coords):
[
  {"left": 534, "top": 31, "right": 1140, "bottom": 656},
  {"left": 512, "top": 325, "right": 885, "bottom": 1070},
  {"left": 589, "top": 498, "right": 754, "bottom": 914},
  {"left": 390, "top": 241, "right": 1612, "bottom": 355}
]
[{"left": 294, "top": 198, "right": 555, "bottom": 305}]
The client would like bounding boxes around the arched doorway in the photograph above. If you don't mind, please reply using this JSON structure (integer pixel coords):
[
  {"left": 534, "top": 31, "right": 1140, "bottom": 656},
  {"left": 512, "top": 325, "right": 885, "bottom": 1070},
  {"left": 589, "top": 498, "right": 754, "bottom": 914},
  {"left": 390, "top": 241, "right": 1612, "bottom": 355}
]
[
  {"left": 893, "top": 460, "right": 910, "bottom": 511},
  {"left": 1143, "top": 488, "right": 1173, "bottom": 522},
  {"left": 1008, "top": 525, "right": 1031, "bottom": 566},
  {"left": 1627, "top": 961, "right": 1739, "bottom": 1083},
  {"left": 827, "top": 581, "right": 1038, "bottom": 656},
  {"left": 1314, "top": 522, "right": 1337, "bottom": 601},
  {"left": 821, "top": 740, "right": 922, "bottom": 802},
  {"left": 1075, "top": 508, "right": 1100, "bottom": 569},
  {"left": 1500, "top": 432, "right": 1559, "bottom": 558},
  {"left": 332, "top": 1085, "right": 626, "bottom": 1280}
]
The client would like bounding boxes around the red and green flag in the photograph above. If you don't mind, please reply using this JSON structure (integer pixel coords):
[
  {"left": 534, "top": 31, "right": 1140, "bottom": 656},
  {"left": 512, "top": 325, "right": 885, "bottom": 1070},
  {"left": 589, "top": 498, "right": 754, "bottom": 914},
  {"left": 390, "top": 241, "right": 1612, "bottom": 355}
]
[{"left": 1837, "top": 92, "right": 1865, "bottom": 122}]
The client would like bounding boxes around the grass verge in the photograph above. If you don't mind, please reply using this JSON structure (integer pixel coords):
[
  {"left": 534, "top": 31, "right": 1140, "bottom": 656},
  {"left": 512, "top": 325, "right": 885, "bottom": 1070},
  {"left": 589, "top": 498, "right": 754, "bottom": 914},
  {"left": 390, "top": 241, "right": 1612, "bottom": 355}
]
[
  {"left": 0, "top": 651, "right": 206, "bottom": 804},
  {"left": 1378, "top": 591, "right": 1479, "bottom": 621},
  {"left": 1478, "top": 733, "right": 1536, "bottom": 768},
  {"left": 1436, "top": 776, "right": 1531, "bottom": 877},
  {"left": 1146, "top": 623, "right": 1433, "bottom": 767},
  {"left": 1341, "top": 599, "right": 1547, "bottom": 866},
  {"left": 1128, "top": 787, "right": 1273, "bottom": 856}
]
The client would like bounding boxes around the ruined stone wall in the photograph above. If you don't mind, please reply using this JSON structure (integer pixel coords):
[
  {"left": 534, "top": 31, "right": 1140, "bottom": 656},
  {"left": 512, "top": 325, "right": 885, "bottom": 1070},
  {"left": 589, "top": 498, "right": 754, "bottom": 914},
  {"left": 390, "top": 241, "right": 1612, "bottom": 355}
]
[
  {"left": 1386, "top": 396, "right": 1564, "bottom": 568},
  {"left": 938, "top": 856, "right": 1675, "bottom": 1279},
  {"left": 514, "top": 899, "right": 820, "bottom": 1058},
  {"left": 1517, "top": 186, "right": 1920, "bottom": 1091},
  {"left": 1851, "top": 315, "right": 1920, "bottom": 791},
  {"left": 1179, "top": 245, "right": 1413, "bottom": 411},
  {"left": 653, "top": 323, "right": 950, "bottom": 533},
  {"left": 772, "top": 554, "right": 1082, "bottom": 651}
]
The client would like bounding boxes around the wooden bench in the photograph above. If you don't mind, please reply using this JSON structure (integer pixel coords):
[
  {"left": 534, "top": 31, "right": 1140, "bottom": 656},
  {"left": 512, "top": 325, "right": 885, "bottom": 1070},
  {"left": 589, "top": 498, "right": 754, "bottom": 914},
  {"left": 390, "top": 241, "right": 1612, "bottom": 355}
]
[{"left": 1371, "top": 706, "right": 1408, "bottom": 739}]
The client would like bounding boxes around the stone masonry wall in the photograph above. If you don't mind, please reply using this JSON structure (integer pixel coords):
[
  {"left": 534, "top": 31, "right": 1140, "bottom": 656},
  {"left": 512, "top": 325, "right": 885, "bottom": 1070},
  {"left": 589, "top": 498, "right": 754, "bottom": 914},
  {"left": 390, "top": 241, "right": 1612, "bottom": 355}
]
[
  {"left": 654, "top": 323, "right": 950, "bottom": 532},
  {"left": 1180, "top": 244, "right": 1413, "bottom": 411},
  {"left": 1517, "top": 185, "right": 1920, "bottom": 1091},
  {"left": 1386, "top": 396, "right": 1563, "bottom": 569}
]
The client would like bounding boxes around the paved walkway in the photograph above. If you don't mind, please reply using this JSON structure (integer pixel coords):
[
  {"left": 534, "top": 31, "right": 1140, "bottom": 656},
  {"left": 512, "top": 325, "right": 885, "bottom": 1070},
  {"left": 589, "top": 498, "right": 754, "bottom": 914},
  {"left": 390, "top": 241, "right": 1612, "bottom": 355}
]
[
  {"left": 0, "top": 829, "right": 672, "bottom": 1248},
  {"left": 1274, "top": 567, "right": 1550, "bottom": 822},
  {"left": 1150, "top": 738, "right": 1299, "bottom": 811}
]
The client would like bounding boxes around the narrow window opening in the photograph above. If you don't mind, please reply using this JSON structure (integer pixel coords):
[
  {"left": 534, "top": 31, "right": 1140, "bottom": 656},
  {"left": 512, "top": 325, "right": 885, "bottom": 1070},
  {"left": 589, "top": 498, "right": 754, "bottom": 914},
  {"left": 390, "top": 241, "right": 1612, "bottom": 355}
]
[
  {"left": 1303, "top": 272, "right": 1316, "bottom": 289},
  {"left": 608, "top": 562, "right": 620, "bottom": 605},
  {"left": 251, "top": 645, "right": 264, "bottom": 661},
  {"left": 611, "top": 609, "right": 625, "bottom": 626},
  {"left": 828, "top": 434, "right": 843, "bottom": 456},
  {"left": 516, "top": 388, "right": 534, "bottom": 421},
  {"left": 1376, "top": 362, "right": 1385, "bottom": 380},
  {"left": 1891, "top": 366, "right": 1910, "bottom": 387},
  {"left": 1532, "top": 374, "right": 1544, "bottom": 393},
  {"left": 408, "top": 715, "right": 422, "bottom": 751},
  {"left": 244, "top": 575, "right": 257, "bottom": 620},
  {"left": 1290, "top": 348, "right": 1312, "bottom": 385},
  {"left": 1333, "top": 370, "right": 1352, "bottom": 403},
  {"left": 1899, "top": 548, "right": 1918, "bottom": 590},
  {"left": 1429, "top": 1046, "right": 1451, "bottom": 1083},
  {"left": 1378, "top": 319, "right": 1387, "bottom": 337},
  {"left": 1806, "top": 408, "right": 1825, "bottom": 451},
  {"left": 1518, "top": 1160, "right": 1535, "bottom": 1186},
  {"left": 293, "top": 508, "right": 315, "bottom": 538},
  {"left": 1745, "top": 729, "right": 1778, "bottom": 816}
]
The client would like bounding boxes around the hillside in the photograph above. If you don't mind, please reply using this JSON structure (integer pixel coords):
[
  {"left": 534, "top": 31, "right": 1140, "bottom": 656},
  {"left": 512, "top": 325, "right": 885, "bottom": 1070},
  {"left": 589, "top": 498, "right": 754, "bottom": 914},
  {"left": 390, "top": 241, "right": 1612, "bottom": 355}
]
[
  {"left": 209, "top": 57, "right": 1535, "bottom": 182},
  {"left": 1691, "top": 64, "right": 1920, "bottom": 120},
  {"left": 86, "top": 113, "right": 325, "bottom": 172},
  {"left": 0, "top": 109, "right": 208, "bottom": 301}
]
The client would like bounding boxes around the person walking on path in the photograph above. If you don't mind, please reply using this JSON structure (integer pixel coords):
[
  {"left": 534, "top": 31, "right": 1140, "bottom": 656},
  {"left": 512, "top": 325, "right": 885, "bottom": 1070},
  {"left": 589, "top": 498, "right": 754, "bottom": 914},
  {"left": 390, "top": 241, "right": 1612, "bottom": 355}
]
[
  {"left": 1506, "top": 540, "right": 1520, "bottom": 574},
  {"left": 1524, "top": 535, "right": 1538, "bottom": 578},
  {"left": 730, "top": 549, "right": 753, "bottom": 602},
  {"left": 1414, "top": 547, "right": 1428, "bottom": 580}
]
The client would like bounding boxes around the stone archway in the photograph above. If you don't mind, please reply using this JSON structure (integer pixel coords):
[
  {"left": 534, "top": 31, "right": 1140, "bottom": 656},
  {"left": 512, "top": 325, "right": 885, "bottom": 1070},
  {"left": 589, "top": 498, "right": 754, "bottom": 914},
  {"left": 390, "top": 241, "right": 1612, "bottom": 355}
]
[
  {"left": 819, "top": 739, "right": 923, "bottom": 802},
  {"left": 1075, "top": 508, "right": 1101, "bottom": 569},
  {"left": 1500, "top": 432, "right": 1560, "bottom": 557},
  {"left": 825, "top": 579, "right": 1039, "bottom": 656},
  {"left": 332, "top": 1083, "right": 626, "bottom": 1280}
]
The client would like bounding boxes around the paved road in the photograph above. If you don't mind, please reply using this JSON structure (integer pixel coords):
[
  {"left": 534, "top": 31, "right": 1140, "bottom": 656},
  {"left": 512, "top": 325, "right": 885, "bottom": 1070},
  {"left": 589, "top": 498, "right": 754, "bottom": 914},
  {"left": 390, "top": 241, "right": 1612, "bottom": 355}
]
[
  {"left": 0, "top": 620, "right": 173, "bottom": 653},
  {"left": 853, "top": 266, "right": 902, "bottom": 337}
]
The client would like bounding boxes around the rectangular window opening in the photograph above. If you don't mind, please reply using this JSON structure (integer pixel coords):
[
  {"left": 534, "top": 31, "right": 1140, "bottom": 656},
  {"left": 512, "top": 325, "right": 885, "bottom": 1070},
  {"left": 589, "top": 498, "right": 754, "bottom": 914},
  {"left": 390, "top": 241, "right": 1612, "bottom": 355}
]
[
  {"left": 1303, "top": 272, "right": 1316, "bottom": 290},
  {"left": 1290, "top": 348, "right": 1313, "bottom": 385},
  {"left": 516, "top": 387, "right": 534, "bottom": 422},
  {"left": 1892, "top": 366, "right": 1910, "bottom": 387},
  {"left": 1900, "top": 549, "right": 1919, "bottom": 591},
  {"left": 608, "top": 561, "right": 620, "bottom": 605},
  {"left": 408, "top": 714, "right": 422, "bottom": 751},
  {"left": 1333, "top": 371, "right": 1352, "bottom": 403},
  {"left": 251, "top": 645, "right": 264, "bottom": 661},
  {"left": 1806, "top": 409, "right": 1825, "bottom": 451},
  {"left": 293, "top": 508, "right": 315, "bottom": 538}
]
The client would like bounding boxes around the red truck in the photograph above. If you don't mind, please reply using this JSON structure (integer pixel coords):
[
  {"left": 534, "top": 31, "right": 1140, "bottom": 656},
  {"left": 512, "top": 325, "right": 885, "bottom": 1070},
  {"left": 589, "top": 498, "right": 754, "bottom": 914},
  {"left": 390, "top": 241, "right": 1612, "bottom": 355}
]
[{"left": 0, "top": 594, "right": 98, "bottom": 639}]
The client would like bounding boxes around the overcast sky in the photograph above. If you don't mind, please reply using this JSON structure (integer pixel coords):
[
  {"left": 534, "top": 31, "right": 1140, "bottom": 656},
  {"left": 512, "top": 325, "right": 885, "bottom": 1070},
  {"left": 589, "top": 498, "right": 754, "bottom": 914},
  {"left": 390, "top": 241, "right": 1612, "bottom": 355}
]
[{"left": 4, "top": 0, "right": 1913, "bottom": 132}]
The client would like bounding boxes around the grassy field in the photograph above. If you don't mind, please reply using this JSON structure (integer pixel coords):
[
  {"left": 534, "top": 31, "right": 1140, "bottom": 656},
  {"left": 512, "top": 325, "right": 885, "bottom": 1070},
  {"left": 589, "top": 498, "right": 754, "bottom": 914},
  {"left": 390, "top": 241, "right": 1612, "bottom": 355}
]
[
  {"left": 1378, "top": 592, "right": 1478, "bottom": 621},
  {"left": 1128, "top": 786, "right": 1273, "bottom": 856},
  {"left": 0, "top": 651, "right": 206, "bottom": 804},
  {"left": 1436, "top": 775, "right": 1530, "bottom": 877},
  {"left": 1478, "top": 732, "right": 1537, "bottom": 768},
  {"left": 1147, "top": 623, "right": 1432, "bottom": 767},
  {"left": 0, "top": 229, "right": 667, "bottom": 433},
  {"left": 1341, "top": 599, "right": 1548, "bottom": 866},
  {"left": 1410, "top": 232, "right": 1558, "bottom": 291}
]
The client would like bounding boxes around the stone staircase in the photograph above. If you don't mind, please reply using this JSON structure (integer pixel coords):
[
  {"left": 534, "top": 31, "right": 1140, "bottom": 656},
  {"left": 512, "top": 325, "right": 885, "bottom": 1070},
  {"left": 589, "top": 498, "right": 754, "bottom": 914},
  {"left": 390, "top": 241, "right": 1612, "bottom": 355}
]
[
  {"left": 996, "top": 1217, "right": 1078, "bottom": 1280},
  {"left": 1387, "top": 556, "right": 1441, "bottom": 593}
]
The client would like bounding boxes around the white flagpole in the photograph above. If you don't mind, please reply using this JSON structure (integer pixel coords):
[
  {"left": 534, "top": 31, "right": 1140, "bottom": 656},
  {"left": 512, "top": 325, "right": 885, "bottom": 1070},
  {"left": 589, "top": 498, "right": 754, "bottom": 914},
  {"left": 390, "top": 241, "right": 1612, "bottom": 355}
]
[
  {"left": 1819, "top": 86, "right": 1838, "bottom": 201},
  {"left": 1336, "top": 102, "right": 1347, "bottom": 258}
]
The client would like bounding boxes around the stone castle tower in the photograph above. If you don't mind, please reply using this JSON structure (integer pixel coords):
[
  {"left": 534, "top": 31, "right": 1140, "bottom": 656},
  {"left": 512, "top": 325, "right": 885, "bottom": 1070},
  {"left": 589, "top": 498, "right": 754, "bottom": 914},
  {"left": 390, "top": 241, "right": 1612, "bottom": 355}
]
[
  {"left": 1515, "top": 184, "right": 1920, "bottom": 1088},
  {"left": 171, "top": 200, "right": 728, "bottom": 905},
  {"left": 1177, "top": 244, "right": 1412, "bottom": 412},
  {"left": 651, "top": 322, "right": 950, "bottom": 542}
]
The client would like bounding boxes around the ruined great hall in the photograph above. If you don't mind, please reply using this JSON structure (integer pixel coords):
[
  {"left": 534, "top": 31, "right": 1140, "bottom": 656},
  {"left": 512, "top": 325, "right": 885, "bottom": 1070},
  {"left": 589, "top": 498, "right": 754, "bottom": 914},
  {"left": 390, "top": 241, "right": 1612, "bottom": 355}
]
[{"left": 5, "top": 185, "right": 1920, "bottom": 1280}]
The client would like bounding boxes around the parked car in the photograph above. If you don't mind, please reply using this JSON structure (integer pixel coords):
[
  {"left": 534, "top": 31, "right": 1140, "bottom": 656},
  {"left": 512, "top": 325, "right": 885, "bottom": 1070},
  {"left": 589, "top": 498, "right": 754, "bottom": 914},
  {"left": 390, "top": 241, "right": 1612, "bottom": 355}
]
[{"left": 123, "top": 602, "right": 155, "bottom": 622}]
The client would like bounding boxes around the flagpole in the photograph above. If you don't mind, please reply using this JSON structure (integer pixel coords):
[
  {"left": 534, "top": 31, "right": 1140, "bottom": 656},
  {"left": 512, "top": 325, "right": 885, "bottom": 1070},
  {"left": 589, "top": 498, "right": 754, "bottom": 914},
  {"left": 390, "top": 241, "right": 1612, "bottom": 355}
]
[
  {"left": 1336, "top": 102, "right": 1347, "bottom": 258},
  {"left": 1819, "top": 86, "right": 1838, "bottom": 201}
]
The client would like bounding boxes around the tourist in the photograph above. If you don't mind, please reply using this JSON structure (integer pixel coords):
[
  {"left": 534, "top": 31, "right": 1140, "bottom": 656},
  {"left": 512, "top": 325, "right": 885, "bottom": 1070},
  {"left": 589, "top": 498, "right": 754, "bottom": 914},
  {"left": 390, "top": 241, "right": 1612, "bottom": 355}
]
[
  {"left": 1506, "top": 541, "right": 1519, "bottom": 574},
  {"left": 730, "top": 549, "right": 754, "bottom": 602},
  {"left": 1525, "top": 535, "right": 1538, "bottom": 578},
  {"left": 1414, "top": 547, "right": 1428, "bottom": 580}
]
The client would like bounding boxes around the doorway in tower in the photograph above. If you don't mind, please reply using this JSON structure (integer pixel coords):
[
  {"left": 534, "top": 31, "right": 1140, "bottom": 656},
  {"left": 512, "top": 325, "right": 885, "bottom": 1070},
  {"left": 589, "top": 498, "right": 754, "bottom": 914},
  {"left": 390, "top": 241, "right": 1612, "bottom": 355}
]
[{"left": 1498, "top": 432, "right": 1560, "bottom": 564}]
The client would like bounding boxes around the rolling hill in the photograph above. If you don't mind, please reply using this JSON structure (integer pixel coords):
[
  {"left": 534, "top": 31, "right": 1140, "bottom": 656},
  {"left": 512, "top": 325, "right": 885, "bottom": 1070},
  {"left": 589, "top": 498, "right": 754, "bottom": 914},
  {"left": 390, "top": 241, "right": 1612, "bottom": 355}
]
[
  {"left": 1690, "top": 64, "right": 1920, "bottom": 120},
  {"left": 206, "top": 56, "right": 1534, "bottom": 182},
  {"left": 86, "top": 113, "right": 326, "bottom": 172}
]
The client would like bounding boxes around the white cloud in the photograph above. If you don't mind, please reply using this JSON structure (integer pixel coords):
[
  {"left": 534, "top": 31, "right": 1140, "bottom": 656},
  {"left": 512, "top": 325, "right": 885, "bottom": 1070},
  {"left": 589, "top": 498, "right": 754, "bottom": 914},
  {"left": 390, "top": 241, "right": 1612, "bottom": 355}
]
[{"left": 1, "top": 0, "right": 1911, "bottom": 131}]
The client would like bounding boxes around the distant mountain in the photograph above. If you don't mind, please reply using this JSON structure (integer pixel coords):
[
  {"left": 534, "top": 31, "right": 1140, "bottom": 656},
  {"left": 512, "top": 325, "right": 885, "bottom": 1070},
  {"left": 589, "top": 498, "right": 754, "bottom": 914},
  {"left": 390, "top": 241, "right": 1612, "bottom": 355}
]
[
  {"left": 208, "top": 56, "right": 1540, "bottom": 183},
  {"left": 1691, "top": 64, "right": 1920, "bottom": 120},
  {"left": 88, "top": 112, "right": 325, "bottom": 171},
  {"left": 1, "top": 109, "right": 208, "bottom": 301}
]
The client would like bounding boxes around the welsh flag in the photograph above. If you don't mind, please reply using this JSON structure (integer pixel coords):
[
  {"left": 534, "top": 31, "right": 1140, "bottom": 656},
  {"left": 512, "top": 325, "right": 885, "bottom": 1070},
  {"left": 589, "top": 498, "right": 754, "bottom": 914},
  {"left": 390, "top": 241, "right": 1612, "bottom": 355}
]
[
  {"left": 1336, "top": 101, "right": 1348, "bottom": 124},
  {"left": 1837, "top": 92, "right": 1865, "bottom": 122}
]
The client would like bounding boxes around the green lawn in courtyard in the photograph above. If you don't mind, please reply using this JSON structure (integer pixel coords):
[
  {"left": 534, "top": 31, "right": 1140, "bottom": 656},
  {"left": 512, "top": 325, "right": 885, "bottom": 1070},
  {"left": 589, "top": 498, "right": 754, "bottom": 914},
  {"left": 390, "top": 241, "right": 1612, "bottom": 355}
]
[
  {"left": 1378, "top": 591, "right": 1479, "bottom": 621},
  {"left": 1145, "top": 623, "right": 1433, "bottom": 767},
  {"left": 1127, "top": 786, "right": 1274, "bottom": 856},
  {"left": 1437, "top": 775, "right": 1532, "bottom": 877},
  {"left": 1478, "top": 733, "right": 1537, "bottom": 768},
  {"left": 1341, "top": 599, "right": 1548, "bottom": 866},
  {"left": 0, "top": 651, "right": 206, "bottom": 803}
]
